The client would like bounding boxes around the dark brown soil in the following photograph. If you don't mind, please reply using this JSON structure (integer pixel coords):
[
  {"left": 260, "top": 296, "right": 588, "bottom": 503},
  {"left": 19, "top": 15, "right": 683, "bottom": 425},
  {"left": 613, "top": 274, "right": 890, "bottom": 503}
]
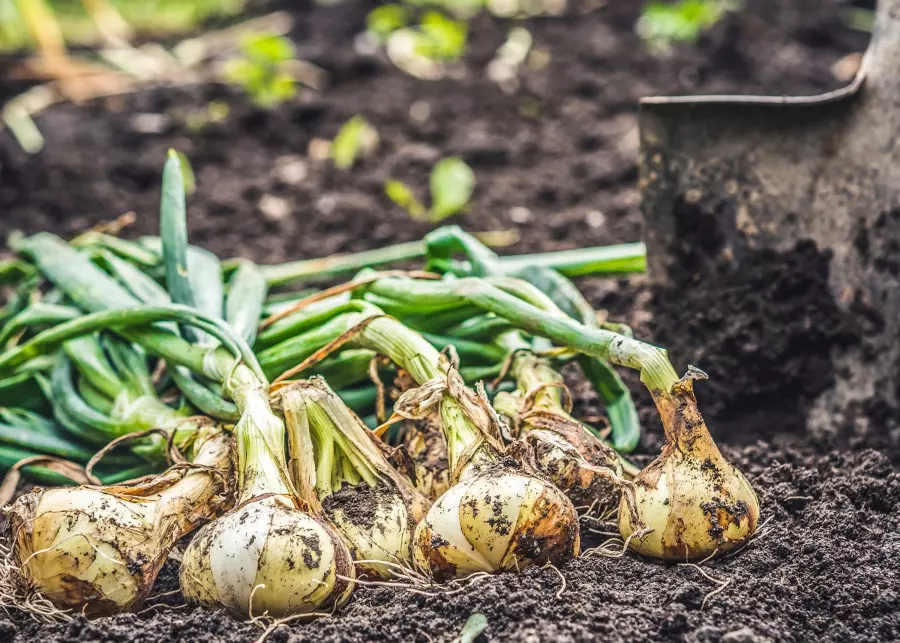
[{"left": 3, "top": 1, "right": 897, "bottom": 642}]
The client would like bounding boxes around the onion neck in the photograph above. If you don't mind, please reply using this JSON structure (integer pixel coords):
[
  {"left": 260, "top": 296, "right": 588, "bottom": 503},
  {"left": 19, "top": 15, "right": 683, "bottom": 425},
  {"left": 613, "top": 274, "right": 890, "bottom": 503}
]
[
  {"left": 152, "top": 427, "right": 233, "bottom": 538},
  {"left": 226, "top": 363, "right": 294, "bottom": 505},
  {"left": 649, "top": 369, "right": 722, "bottom": 458},
  {"left": 307, "top": 398, "right": 380, "bottom": 497},
  {"left": 356, "top": 316, "right": 495, "bottom": 481}
]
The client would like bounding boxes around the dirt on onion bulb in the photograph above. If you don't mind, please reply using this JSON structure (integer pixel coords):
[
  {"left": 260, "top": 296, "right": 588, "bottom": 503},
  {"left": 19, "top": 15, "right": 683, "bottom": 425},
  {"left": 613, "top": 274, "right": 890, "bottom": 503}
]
[
  {"left": 619, "top": 369, "right": 760, "bottom": 560},
  {"left": 280, "top": 378, "right": 430, "bottom": 580},
  {"left": 493, "top": 352, "right": 627, "bottom": 516},
  {"left": 391, "top": 371, "right": 450, "bottom": 501},
  {"left": 6, "top": 424, "right": 232, "bottom": 617},
  {"left": 179, "top": 370, "right": 354, "bottom": 619}
]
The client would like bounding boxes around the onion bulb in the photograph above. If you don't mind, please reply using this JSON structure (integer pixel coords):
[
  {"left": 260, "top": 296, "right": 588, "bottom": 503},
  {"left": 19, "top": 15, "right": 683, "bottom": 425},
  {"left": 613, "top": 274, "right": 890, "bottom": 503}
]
[
  {"left": 413, "top": 457, "right": 580, "bottom": 581},
  {"left": 180, "top": 494, "right": 353, "bottom": 618},
  {"left": 493, "top": 353, "right": 626, "bottom": 516},
  {"left": 385, "top": 355, "right": 580, "bottom": 581},
  {"left": 619, "top": 370, "right": 760, "bottom": 560},
  {"left": 7, "top": 425, "right": 232, "bottom": 617},
  {"left": 280, "top": 378, "right": 430, "bottom": 580},
  {"left": 180, "top": 375, "right": 354, "bottom": 618}
]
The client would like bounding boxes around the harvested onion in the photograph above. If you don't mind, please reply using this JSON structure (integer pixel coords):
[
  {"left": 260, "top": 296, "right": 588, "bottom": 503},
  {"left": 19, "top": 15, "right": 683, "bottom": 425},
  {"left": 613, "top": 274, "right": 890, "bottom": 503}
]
[
  {"left": 180, "top": 371, "right": 354, "bottom": 619},
  {"left": 280, "top": 378, "right": 429, "bottom": 580},
  {"left": 493, "top": 352, "right": 625, "bottom": 515},
  {"left": 7, "top": 425, "right": 232, "bottom": 616},
  {"left": 619, "top": 370, "right": 760, "bottom": 560},
  {"left": 381, "top": 352, "right": 580, "bottom": 581}
]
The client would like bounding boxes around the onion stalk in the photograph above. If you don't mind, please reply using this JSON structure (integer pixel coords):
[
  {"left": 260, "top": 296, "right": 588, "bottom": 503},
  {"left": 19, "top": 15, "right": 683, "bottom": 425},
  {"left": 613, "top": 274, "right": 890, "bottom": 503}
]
[{"left": 280, "top": 378, "right": 429, "bottom": 579}]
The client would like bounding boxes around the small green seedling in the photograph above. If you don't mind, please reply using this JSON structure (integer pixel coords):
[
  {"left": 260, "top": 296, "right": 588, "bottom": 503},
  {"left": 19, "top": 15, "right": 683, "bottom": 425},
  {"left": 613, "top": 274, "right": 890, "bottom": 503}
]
[
  {"left": 365, "top": 4, "right": 468, "bottom": 78},
  {"left": 385, "top": 157, "right": 475, "bottom": 223},
  {"left": 224, "top": 32, "right": 297, "bottom": 107},
  {"left": 452, "top": 613, "right": 488, "bottom": 643},
  {"left": 637, "top": 0, "right": 740, "bottom": 52},
  {"left": 415, "top": 10, "right": 467, "bottom": 61},
  {"left": 330, "top": 116, "right": 379, "bottom": 170}
]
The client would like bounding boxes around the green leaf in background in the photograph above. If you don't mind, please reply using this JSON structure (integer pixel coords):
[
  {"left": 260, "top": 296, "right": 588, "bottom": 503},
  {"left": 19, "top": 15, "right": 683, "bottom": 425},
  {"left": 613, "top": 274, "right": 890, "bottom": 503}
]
[
  {"left": 385, "top": 179, "right": 427, "bottom": 220},
  {"left": 224, "top": 32, "right": 297, "bottom": 107},
  {"left": 638, "top": 0, "right": 740, "bottom": 50},
  {"left": 417, "top": 11, "right": 467, "bottom": 61},
  {"left": 331, "top": 116, "right": 378, "bottom": 170},
  {"left": 366, "top": 4, "right": 410, "bottom": 41},
  {"left": 429, "top": 157, "right": 475, "bottom": 222}
]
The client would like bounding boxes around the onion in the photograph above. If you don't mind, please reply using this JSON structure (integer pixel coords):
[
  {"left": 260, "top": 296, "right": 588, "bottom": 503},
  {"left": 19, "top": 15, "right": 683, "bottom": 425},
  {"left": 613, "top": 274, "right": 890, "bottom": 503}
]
[
  {"left": 280, "top": 378, "right": 429, "bottom": 580},
  {"left": 6, "top": 425, "right": 232, "bottom": 616},
  {"left": 180, "top": 495, "right": 353, "bottom": 618},
  {"left": 386, "top": 355, "right": 580, "bottom": 581},
  {"left": 180, "top": 375, "right": 354, "bottom": 619},
  {"left": 493, "top": 353, "right": 626, "bottom": 515},
  {"left": 413, "top": 457, "right": 580, "bottom": 581},
  {"left": 618, "top": 370, "right": 760, "bottom": 560}
]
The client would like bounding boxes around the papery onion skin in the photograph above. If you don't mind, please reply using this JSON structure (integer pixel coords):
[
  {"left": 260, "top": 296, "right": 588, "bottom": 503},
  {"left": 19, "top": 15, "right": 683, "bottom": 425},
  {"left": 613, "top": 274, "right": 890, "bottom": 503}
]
[
  {"left": 523, "top": 422, "right": 624, "bottom": 516},
  {"left": 619, "top": 376, "right": 760, "bottom": 560},
  {"left": 180, "top": 494, "right": 354, "bottom": 619},
  {"left": 399, "top": 415, "right": 450, "bottom": 501},
  {"left": 7, "top": 430, "right": 232, "bottom": 616},
  {"left": 412, "top": 461, "right": 580, "bottom": 581},
  {"left": 494, "top": 354, "right": 625, "bottom": 516}
]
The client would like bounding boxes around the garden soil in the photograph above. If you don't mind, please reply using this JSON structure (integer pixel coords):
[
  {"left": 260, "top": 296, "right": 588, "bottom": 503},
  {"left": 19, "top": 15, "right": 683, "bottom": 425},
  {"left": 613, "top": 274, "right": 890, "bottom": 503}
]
[{"left": 2, "top": 1, "right": 897, "bottom": 641}]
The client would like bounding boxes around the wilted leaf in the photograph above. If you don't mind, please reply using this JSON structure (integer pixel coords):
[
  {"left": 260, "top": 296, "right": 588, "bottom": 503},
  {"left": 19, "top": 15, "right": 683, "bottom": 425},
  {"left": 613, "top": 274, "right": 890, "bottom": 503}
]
[{"left": 429, "top": 157, "right": 475, "bottom": 221}]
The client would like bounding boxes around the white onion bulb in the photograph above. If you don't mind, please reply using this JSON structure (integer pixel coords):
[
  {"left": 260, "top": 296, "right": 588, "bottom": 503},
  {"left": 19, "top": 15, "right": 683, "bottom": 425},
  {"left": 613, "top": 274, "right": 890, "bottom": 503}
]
[
  {"left": 413, "top": 460, "right": 580, "bottom": 581},
  {"left": 180, "top": 494, "right": 353, "bottom": 618},
  {"left": 7, "top": 429, "right": 231, "bottom": 616},
  {"left": 619, "top": 374, "right": 760, "bottom": 559}
]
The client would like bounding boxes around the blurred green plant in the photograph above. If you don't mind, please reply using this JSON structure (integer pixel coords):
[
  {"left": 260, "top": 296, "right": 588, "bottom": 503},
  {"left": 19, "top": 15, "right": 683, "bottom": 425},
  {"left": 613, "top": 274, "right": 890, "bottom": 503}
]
[
  {"left": 0, "top": 0, "right": 247, "bottom": 52},
  {"left": 385, "top": 156, "right": 475, "bottom": 223},
  {"left": 223, "top": 32, "right": 297, "bottom": 108},
  {"left": 637, "top": 0, "right": 741, "bottom": 52},
  {"left": 330, "top": 115, "right": 379, "bottom": 170},
  {"left": 174, "top": 150, "right": 197, "bottom": 194},
  {"left": 362, "top": 0, "right": 561, "bottom": 79}
]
